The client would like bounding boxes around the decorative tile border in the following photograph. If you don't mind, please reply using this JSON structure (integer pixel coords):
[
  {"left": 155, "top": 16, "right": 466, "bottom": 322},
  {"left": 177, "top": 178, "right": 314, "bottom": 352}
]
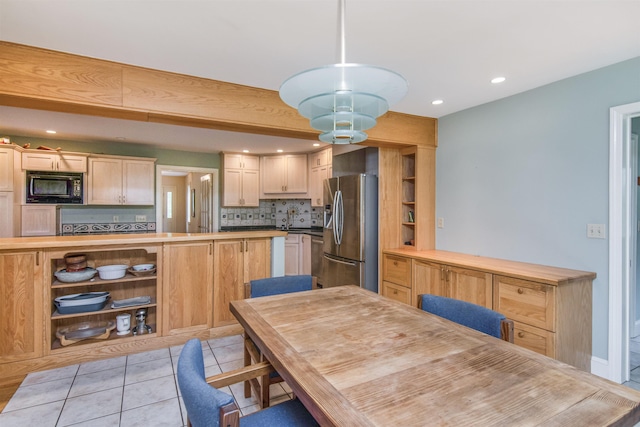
[{"left": 61, "top": 222, "right": 156, "bottom": 235}]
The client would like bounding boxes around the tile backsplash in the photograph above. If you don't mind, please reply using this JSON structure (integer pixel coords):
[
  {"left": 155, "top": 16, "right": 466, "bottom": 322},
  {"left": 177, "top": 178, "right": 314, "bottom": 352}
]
[{"left": 221, "top": 199, "right": 323, "bottom": 228}]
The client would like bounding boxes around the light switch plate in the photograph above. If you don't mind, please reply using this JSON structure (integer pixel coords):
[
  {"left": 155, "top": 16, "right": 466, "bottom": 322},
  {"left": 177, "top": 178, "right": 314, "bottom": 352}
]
[
  {"left": 587, "top": 224, "right": 606, "bottom": 239},
  {"left": 135, "top": 215, "right": 147, "bottom": 222}
]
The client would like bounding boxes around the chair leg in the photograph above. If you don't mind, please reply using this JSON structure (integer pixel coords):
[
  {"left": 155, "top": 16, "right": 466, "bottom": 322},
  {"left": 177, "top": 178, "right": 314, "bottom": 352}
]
[{"left": 244, "top": 339, "right": 251, "bottom": 399}]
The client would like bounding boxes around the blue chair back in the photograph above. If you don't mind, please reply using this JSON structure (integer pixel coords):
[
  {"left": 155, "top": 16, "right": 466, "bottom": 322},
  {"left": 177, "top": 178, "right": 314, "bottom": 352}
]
[
  {"left": 419, "top": 294, "right": 505, "bottom": 338},
  {"left": 177, "top": 339, "right": 234, "bottom": 427},
  {"left": 250, "top": 275, "right": 313, "bottom": 298}
]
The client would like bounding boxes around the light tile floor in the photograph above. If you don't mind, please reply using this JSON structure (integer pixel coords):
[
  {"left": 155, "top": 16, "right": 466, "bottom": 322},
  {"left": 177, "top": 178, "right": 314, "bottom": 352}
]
[{"left": 0, "top": 334, "right": 293, "bottom": 427}]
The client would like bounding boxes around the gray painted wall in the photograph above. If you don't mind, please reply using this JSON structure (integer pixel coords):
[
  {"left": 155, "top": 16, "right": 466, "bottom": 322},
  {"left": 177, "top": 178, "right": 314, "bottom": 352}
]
[{"left": 436, "top": 57, "right": 640, "bottom": 361}]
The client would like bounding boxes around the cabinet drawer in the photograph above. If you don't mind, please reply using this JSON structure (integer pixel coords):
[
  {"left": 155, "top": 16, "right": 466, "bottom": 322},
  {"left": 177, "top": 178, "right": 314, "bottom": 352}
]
[
  {"left": 382, "top": 254, "right": 411, "bottom": 287},
  {"left": 285, "top": 234, "right": 300, "bottom": 243},
  {"left": 513, "top": 321, "right": 555, "bottom": 358},
  {"left": 494, "top": 275, "right": 556, "bottom": 331},
  {"left": 382, "top": 281, "right": 412, "bottom": 305}
]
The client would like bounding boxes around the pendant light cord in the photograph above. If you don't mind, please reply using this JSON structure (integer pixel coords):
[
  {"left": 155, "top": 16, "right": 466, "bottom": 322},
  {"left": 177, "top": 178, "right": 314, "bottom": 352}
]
[{"left": 339, "top": 0, "right": 346, "bottom": 65}]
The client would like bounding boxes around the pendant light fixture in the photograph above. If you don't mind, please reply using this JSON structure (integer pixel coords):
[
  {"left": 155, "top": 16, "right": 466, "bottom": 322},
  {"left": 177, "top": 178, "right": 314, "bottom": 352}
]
[{"left": 279, "top": 0, "right": 408, "bottom": 144}]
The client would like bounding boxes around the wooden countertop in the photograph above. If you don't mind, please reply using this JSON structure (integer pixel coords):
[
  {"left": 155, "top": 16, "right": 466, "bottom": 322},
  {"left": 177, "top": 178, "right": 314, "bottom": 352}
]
[
  {"left": 0, "top": 231, "right": 288, "bottom": 250},
  {"left": 383, "top": 248, "right": 596, "bottom": 285}
]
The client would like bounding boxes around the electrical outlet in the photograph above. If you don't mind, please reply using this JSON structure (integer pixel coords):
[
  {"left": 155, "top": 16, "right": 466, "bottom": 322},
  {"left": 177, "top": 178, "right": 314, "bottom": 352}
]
[
  {"left": 587, "top": 223, "right": 605, "bottom": 239},
  {"left": 437, "top": 217, "right": 444, "bottom": 229},
  {"left": 113, "top": 215, "right": 119, "bottom": 223},
  {"left": 135, "top": 215, "right": 147, "bottom": 222}
]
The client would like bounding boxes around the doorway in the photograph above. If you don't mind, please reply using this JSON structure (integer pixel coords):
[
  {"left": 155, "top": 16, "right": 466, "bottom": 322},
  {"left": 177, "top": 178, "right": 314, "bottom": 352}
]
[
  {"left": 155, "top": 165, "right": 219, "bottom": 233},
  {"left": 608, "top": 101, "right": 640, "bottom": 383}
]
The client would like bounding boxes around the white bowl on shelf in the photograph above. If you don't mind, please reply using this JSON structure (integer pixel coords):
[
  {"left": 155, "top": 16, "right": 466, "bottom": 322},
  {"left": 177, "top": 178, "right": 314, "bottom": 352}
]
[
  {"left": 96, "top": 264, "right": 128, "bottom": 280},
  {"left": 54, "top": 267, "right": 97, "bottom": 283},
  {"left": 132, "top": 263, "right": 155, "bottom": 271}
]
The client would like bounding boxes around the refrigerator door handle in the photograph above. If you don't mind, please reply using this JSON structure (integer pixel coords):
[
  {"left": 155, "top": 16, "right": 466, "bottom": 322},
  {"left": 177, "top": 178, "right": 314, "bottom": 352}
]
[
  {"left": 335, "top": 190, "right": 343, "bottom": 245},
  {"left": 332, "top": 190, "right": 340, "bottom": 245},
  {"left": 323, "top": 254, "right": 357, "bottom": 267}
]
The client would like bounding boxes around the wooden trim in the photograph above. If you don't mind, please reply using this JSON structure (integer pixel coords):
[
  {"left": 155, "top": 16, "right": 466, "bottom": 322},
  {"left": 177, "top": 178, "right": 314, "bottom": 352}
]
[
  {"left": 205, "top": 360, "right": 273, "bottom": 389},
  {"left": 0, "top": 41, "right": 437, "bottom": 148}
]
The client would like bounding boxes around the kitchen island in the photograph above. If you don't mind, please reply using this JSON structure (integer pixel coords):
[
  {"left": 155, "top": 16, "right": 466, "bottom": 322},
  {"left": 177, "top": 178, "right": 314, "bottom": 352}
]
[{"left": 0, "top": 230, "right": 285, "bottom": 379}]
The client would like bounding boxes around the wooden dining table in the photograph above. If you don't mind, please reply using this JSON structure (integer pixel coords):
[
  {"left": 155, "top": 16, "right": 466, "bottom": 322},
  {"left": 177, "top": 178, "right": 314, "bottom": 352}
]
[{"left": 230, "top": 285, "right": 640, "bottom": 426}]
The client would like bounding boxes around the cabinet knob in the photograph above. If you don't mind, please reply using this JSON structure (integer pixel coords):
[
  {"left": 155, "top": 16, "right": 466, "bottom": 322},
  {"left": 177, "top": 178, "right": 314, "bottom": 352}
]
[
  {"left": 393, "top": 289, "right": 398, "bottom": 294},
  {"left": 518, "top": 332, "right": 525, "bottom": 338},
  {"left": 517, "top": 288, "right": 524, "bottom": 294},
  {"left": 393, "top": 261, "right": 398, "bottom": 266}
]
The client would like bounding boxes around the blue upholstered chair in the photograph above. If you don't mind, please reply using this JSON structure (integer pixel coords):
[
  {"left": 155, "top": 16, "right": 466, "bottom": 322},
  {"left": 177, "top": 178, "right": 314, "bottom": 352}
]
[
  {"left": 243, "top": 275, "right": 315, "bottom": 408},
  {"left": 418, "top": 294, "right": 514, "bottom": 342},
  {"left": 177, "top": 338, "right": 318, "bottom": 427},
  {"left": 246, "top": 275, "right": 315, "bottom": 298}
]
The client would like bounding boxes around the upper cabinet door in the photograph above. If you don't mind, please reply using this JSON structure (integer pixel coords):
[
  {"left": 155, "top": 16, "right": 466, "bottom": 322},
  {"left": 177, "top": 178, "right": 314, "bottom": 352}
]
[
  {"left": 0, "top": 148, "right": 15, "bottom": 191},
  {"left": 122, "top": 159, "right": 155, "bottom": 205},
  {"left": 262, "top": 154, "right": 307, "bottom": 194},
  {"left": 87, "top": 157, "right": 123, "bottom": 205},
  {"left": 262, "top": 156, "right": 287, "bottom": 193},
  {"left": 22, "top": 151, "right": 87, "bottom": 172},
  {"left": 284, "top": 155, "right": 308, "bottom": 193}
]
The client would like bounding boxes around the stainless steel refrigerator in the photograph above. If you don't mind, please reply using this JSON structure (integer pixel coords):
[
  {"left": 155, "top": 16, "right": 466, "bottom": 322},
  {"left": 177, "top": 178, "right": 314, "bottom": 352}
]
[{"left": 322, "top": 174, "right": 378, "bottom": 292}]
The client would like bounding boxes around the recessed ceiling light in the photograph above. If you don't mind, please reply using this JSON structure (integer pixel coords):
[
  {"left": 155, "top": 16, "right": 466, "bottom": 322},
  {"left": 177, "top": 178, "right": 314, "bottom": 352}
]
[
  {"left": 431, "top": 99, "right": 444, "bottom": 105},
  {"left": 491, "top": 76, "right": 506, "bottom": 84},
  {"left": 313, "top": 143, "right": 320, "bottom": 147},
  {"left": 276, "top": 149, "right": 284, "bottom": 153},
  {"left": 46, "top": 130, "right": 56, "bottom": 134},
  {"left": 242, "top": 149, "right": 249, "bottom": 153}
]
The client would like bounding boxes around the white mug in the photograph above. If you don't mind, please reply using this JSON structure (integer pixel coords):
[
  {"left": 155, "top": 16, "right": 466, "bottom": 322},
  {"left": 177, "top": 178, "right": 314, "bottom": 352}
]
[{"left": 116, "top": 313, "right": 131, "bottom": 335}]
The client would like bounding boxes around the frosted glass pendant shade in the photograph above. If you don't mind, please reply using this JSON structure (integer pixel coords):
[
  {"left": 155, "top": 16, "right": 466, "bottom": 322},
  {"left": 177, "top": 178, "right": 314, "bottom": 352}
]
[{"left": 279, "top": 63, "right": 408, "bottom": 144}]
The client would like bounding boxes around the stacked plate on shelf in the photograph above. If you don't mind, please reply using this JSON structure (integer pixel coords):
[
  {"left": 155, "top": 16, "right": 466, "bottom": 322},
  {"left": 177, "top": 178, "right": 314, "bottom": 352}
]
[{"left": 54, "top": 291, "right": 110, "bottom": 314}]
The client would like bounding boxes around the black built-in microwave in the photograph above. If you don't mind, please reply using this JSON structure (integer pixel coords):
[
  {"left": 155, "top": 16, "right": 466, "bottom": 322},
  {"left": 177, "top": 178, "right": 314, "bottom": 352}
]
[{"left": 26, "top": 171, "right": 83, "bottom": 204}]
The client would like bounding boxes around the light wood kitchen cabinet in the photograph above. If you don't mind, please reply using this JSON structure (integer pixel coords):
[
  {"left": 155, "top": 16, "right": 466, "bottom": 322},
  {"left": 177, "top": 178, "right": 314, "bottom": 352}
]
[
  {"left": 284, "top": 233, "right": 312, "bottom": 275},
  {"left": 0, "top": 250, "right": 43, "bottom": 362},
  {"left": 47, "top": 245, "right": 160, "bottom": 352},
  {"left": 0, "top": 146, "right": 21, "bottom": 237},
  {"left": 22, "top": 150, "right": 87, "bottom": 172},
  {"left": 0, "top": 193, "right": 14, "bottom": 238},
  {"left": 308, "top": 147, "right": 332, "bottom": 206},
  {"left": 213, "top": 238, "right": 271, "bottom": 327},
  {"left": 0, "top": 150, "right": 12, "bottom": 192},
  {"left": 381, "top": 253, "right": 413, "bottom": 305},
  {"left": 413, "top": 259, "right": 492, "bottom": 308},
  {"left": 493, "top": 274, "right": 591, "bottom": 368},
  {"left": 87, "top": 155, "right": 155, "bottom": 205},
  {"left": 381, "top": 280, "right": 412, "bottom": 305},
  {"left": 222, "top": 153, "right": 260, "bottom": 207},
  {"left": 163, "top": 241, "right": 213, "bottom": 334},
  {"left": 21, "top": 205, "right": 57, "bottom": 236},
  {"left": 382, "top": 248, "right": 595, "bottom": 371},
  {"left": 262, "top": 154, "right": 307, "bottom": 194}
]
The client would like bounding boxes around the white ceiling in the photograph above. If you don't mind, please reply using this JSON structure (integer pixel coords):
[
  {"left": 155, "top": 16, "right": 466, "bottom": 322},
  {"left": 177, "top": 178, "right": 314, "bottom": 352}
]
[{"left": 1, "top": 0, "right": 639, "bottom": 154}]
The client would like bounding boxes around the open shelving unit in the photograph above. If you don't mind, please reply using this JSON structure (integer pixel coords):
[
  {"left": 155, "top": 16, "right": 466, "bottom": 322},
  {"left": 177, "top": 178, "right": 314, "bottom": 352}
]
[
  {"left": 401, "top": 148, "right": 416, "bottom": 247},
  {"left": 48, "top": 246, "right": 160, "bottom": 351}
]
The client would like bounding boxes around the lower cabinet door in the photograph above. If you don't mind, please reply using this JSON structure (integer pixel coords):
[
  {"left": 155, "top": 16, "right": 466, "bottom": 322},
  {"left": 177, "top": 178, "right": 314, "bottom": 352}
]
[
  {"left": 0, "top": 251, "right": 43, "bottom": 362},
  {"left": 213, "top": 240, "right": 244, "bottom": 327},
  {"left": 163, "top": 242, "right": 213, "bottom": 334}
]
